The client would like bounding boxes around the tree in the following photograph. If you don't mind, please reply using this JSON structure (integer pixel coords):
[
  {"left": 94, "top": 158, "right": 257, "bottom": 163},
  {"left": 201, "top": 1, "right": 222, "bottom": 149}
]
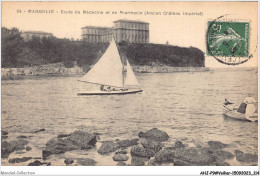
[
  {"left": 17, "top": 47, "right": 43, "bottom": 67},
  {"left": 1, "top": 27, "right": 24, "bottom": 67}
]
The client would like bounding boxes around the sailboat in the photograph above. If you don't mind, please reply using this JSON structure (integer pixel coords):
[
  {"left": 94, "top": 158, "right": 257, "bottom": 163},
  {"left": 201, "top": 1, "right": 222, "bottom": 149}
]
[{"left": 77, "top": 38, "right": 142, "bottom": 95}]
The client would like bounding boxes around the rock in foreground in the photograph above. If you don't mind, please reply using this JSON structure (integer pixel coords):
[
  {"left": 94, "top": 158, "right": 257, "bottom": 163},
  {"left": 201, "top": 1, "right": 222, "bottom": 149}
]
[
  {"left": 131, "top": 156, "right": 147, "bottom": 166},
  {"left": 9, "top": 139, "right": 29, "bottom": 151},
  {"left": 68, "top": 131, "right": 97, "bottom": 149},
  {"left": 174, "top": 141, "right": 185, "bottom": 149},
  {"left": 138, "top": 128, "right": 169, "bottom": 142},
  {"left": 1, "top": 141, "right": 13, "bottom": 158},
  {"left": 26, "top": 146, "right": 32, "bottom": 151},
  {"left": 1, "top": 131, "right": 8, "bottom": 135},
  {"left": 28, "top": 160, "right": 43, "bottom": 166},
  {"left": 76, "top": 158, "right": 96, "bottom": 166},
  {"left": 112, "top": 154, "right": 129, "bottom": 161},
  {"left": 64, "top": 159, "right": 74, "bottom": 165},
  {"left": 212, "top": 149, "right": 234, "bottom": 161},
  {"left": 154, "top": 149, "right": 175, "bottom": 162},
  {"left": 208, "top": 141, "right": 228, "bottom": 149},
  {"left": 28, "top": 160, "right": 51, "bottom": 166},
  {"left": 97, "top": 141, "right": 119, "bottom": 154},
  {"left": 235, "top": 150, "right": 258, "bottom": 163},
  {"left": 42, "top": 131, "right": 97, "bottom": 159},
  {"left": 173, "top": 147, "right": 216, "bottom": 166},
  {"left": 1, "top": 135, "right": 8, "bottom": 140},
  {"left": 130, "top": 145, "right": 155, "bottom": 158},
  {"left": 9, "top": 157, "right": 32, "bottom": 163},
  {"left": 1, "top": 139, "right": 29, "bottom": 158},
  {"left": 140, "top": 138, "right": 163, "bottom": 153},
  {"left": 43, "top": 138, "right": 78, "bottom": 156},
  {"left": 117, "top": 139, "right": 138, "bottom": 148}
]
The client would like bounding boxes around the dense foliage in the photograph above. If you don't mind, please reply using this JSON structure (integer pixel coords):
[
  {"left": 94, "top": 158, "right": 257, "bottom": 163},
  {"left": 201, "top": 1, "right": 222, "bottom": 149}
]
[
  {"left": 2, "top": 27, "right": 24, "bottom": 67},
  {"left": 119, "top": 42, "right": 205, "bottom": 67},
  {"left": 2, "top": 27, "right": 205, "bottom": 68}
]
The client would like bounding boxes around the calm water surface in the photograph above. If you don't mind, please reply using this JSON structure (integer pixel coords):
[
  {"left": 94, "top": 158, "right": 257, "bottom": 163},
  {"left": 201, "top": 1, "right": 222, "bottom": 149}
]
[{"left": 1, "top": 68, "right": 258, "bottom": 165}]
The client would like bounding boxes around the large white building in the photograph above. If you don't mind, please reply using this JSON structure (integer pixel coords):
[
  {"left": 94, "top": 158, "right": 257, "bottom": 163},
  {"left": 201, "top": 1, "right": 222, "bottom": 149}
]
[
  {"left": 21, "top": 31, "right": 54, "bottom": 41},
  {"left": 81, "top": 19, "right": 149, "bottom": 43}
]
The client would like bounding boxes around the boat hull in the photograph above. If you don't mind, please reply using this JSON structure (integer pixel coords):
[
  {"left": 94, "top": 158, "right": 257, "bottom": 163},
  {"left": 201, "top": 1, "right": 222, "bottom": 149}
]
[
  {"left": 77, "top": 89, "right": 143, "bottom": 96},
  {"left": 223, "top": 105, "right": 258, "bottom": 122}
]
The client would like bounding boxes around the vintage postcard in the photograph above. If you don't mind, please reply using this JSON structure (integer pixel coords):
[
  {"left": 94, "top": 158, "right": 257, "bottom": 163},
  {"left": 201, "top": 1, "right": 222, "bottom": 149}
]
[{"left": 1, "top": 1, "right": 258, "bottom": 175}]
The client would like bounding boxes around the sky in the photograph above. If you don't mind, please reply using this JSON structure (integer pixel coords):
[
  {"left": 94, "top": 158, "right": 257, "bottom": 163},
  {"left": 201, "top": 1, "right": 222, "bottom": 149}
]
[{"left": 2, "top": 1, "right": 258, "bottom": 68}]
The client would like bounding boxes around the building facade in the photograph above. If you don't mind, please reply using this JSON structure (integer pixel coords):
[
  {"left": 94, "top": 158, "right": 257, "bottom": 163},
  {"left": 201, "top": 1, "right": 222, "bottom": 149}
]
[
  {"left": 113, "top": 19, "right": 149, "bottom": 43},
  {"left": 81, "top": 19, "right": 149, "bottom": 43},
  {"left": 21, "top": 31, "right": 53, "bottom": 41},
  {"left": 81, "top": 26, "right": 111, "bottom": 43}
]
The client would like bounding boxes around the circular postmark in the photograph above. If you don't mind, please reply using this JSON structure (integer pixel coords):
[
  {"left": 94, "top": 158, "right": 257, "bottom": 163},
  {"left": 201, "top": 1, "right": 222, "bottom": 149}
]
[{"left": 206, "top": 14, "right": 255, "bottom": 65}]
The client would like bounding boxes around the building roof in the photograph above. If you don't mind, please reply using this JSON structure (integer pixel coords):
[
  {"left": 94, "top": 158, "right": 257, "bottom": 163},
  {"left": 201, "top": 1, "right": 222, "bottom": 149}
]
[
  {"left": 113, "top": 19, "right": 149, "bottom": 24},
  {"left": 22, "top": 31, "right": 53, "bottom": 35},
  {"left": 81, "top": 26, "right": 111, "bottom": 29}
]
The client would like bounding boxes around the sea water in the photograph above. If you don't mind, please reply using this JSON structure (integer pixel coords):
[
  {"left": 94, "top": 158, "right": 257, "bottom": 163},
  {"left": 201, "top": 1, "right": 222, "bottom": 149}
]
[{"left": 1, "top": 68, "right": 258, "bottom": 166}]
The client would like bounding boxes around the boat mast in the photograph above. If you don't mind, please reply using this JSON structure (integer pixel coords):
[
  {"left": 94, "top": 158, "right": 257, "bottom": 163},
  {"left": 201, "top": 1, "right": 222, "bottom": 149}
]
[
  {"left": 113, "top": 35, "right": 127, "bottom": 89},
  {"left": 122, "top": 58, "right": 127, "bottom": 89},
  {"left": 121, "top": 50, "right": 128, "bottom": 89}
]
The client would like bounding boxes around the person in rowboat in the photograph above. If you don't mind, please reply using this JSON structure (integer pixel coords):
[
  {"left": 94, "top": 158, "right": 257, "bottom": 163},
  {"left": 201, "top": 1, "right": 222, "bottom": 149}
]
[
  {"left": 243, "top": 94, "right": 257, "bottom": 114},
  {"left": 100, "top": 85, "right": 110, "bottom": 91},
  {"left": 100, "top": 85, "right": 105, "bottom": 91},
  {"left": 224, "top": 98, "right": 233, "bottom": 105}
]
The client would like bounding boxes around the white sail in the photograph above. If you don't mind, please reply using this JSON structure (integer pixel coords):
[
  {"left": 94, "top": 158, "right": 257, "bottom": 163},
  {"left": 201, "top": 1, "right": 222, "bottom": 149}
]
[
  {"left": 79, "top": 38, "right": 124, "bottom": 88},
  {"left": 124, "top": 59, "right": 140, "bottom": 88}
]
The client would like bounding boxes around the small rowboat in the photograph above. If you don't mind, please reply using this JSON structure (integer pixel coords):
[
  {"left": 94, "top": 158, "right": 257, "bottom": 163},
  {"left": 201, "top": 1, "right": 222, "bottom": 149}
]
[
  {"left": 223, "top": 105, "right": 258, "bottom": 122},
  {"left": 222, "top": 97, "right": 258, "bottom": 122}
]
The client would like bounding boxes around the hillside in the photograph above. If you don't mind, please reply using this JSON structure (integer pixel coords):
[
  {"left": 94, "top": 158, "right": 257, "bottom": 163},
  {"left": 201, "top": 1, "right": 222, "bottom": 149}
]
[
  {"left": 2, "top": 27, "right": 205, "bottom": 68},
  {"left": 119, "top": 42, "right": 204, "bottom": 67}
]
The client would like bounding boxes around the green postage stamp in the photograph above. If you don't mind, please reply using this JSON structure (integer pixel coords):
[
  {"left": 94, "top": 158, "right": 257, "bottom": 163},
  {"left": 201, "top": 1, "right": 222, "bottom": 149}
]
[{"left": 207, "top": 21, "right": 250, "bottom": 65}]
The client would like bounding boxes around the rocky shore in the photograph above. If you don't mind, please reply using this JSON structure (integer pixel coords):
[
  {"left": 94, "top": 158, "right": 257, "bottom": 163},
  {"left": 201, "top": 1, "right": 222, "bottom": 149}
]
[
  {"left": 1, "top": 63, "right": 84, "bottom": 80},
  {"left": 1, "top": 128, "right": 258, "bottom": 166},
  {"left": 132, "top": 66, "right": 209, "bottom": 73},
  {"left": 1, "top": 63, "right": 209, "bottom": 80}
]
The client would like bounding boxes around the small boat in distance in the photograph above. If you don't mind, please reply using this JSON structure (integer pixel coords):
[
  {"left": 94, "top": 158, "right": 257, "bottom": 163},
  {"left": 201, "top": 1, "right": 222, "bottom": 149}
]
[
  {"left": 223, "top": 96, "right": 258, "bottom": 122},
  {"left": 77, "top": 38, "right": 142, "bottom": 95}
]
